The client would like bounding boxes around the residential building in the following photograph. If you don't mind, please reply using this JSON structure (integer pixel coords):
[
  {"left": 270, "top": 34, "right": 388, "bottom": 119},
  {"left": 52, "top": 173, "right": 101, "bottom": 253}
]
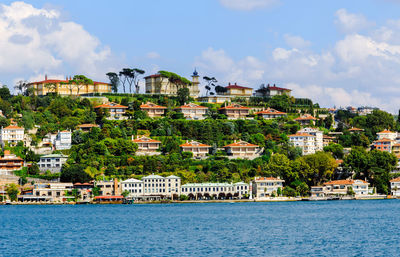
[
  {"left": 140, "top": 102, "right": 166, "bottom": 118},
  {"left": 77, "top": 124, "right": 100, "bottom": 132},
  {"left": 288, "top": 128, "right": 324, "bottom": 155},
  {"left": 373, "top": 138, "right": 394, "bottom": 152},
  {"left": 144, "top": 70, "right": 200, "bottom": 97},
  {"left": 175, "top": 103, "right": 208, "bottom": 120},
  {"left": 38, "top": 154, "right": 68, "bottom": 173},
  {"left": 348, "top": 127, "right": 364, "bottom": 133},
  {"left": 357, "top": 106, "right": 377, "bottom": 116},
  {"left": 96, "top": 180, "right": 121, "bottom": 196},
  {"left": 219, "top": 103, "right": 251, "bottom": 119},
  {"left": 181, "top": 182, "right": 240, "bottom": 199},
  {"left": 180, "top": 140, "right": 211, "bottom": 158},
  {"left": 294, "top": 114, "right": 318, "bottom": 126},
  {"left": 392, "top": 143, "right": 400, "bottom": 155},
  {"left": 0, "top": 125, "right": 24, "bottom": 146},
  {"left": 132, "top": 136, "right": 161, "bottom": 156},
  {"left": 323, "top": 135, "right": 335, "bottom": 147},
  {"left": 120, "top": 178, "right": 144, "bottom": 199},
  {"left": 73, "top": 183, "right": 94, "bottom": 201},
  {"left": 323, "top": 179, "right": 369, "bottom": 196},
  {"left": 142, "top": 174, "right": 181, "bottom": 200},
  {"left": 19, "top": 183, "right": 74, "bottom": 202},
  {"left": 376, "top": 130, "right": 397, "bottom": 141},
  {"left": 54, "top": 130, "right": 71, "bottom": 150},
  {"left": 234, "top": 182, "right": 250, "bottom": 198},
  {"left": 254, "top": 84, "right": 292, "bottom": 97},
  {"left": 390, "top": 177, "right": 400, "bottom": 196},
  {"left": 252, "top": 177, "right": 284, "bottom": 198},
  {"left": 197, "top": 95, "right": 232, "bottom": 104},
  {"left": 223, "top": 83, "right": 253, "bottom": 98},
  {"left": 94, "top": 102, "right": 128, "bottom": 120},
  {"left": 301, "top": 127, "right": 323, "bottom": 151},
  {"left": 310, "top": 186, "right": 325, "bottom": 198},
  {"left": 27, "top": 75, "right": 111, "bottom": 96},
  {"left": 224, "top": 140, "right": 261, "bottom": 159},
  {"left": 0, "top": 150, "right": 24, "bottom": 175},
  {"left": 255, "top": 108, "right": 287, "bottom": 119}
]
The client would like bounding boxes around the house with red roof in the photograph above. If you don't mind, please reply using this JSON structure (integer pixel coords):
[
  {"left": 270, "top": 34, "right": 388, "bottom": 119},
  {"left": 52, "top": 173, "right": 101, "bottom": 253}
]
[
  {"left": 0, "top": 150, "right": 24, "bottom": 175},
  {"left": 180, "top": 140, "right": 211, "bottom": 158},
  {"left": 252, "top": 177, "right": 284, "bottom": 198},
  {"left": 376, "top": 129, "right": 397, "bottom": 141},
  {"left": 94, "top": 102, "right": 128, "bottom": 120},
  {"left": 140, "top": 102, "right": 166, "bottom": 118},
  {"left": 224, "top": 83, "right": 253, "bottom": 98},
  {"left": 255, "top": 84, "right": 292, "bottom": 97},
  {"left": 294, "top": 114, "right": 318, "bottom": 126},
  {"left": 219, "top": 103, "right": 251, "bottom": 119},
  {"left": 132, "top": 136, "right": 161, "bottom": 156},
  {"left": 255, "top": 108, "right": 287, "bottom": 119},
  {"left": 27, "top": 75, "right": 111, "bottom": 96},
  {"left": 323, "top": 179, "right": 369, "bottom": 196},
  {"left": 390, "top": 177, "right": 400, "bottom": 196},
  {"left": 224, "top": 140, "right": 261, "bottom": 159},
  {"left": 175, "top": 103, "right": 208, "bottom": 120},
  {"left": 77, "top": 124, "right": 100, "bottom": 132},
  {"left": 0, "top": 125, "right": 25, "bottom": 146}
]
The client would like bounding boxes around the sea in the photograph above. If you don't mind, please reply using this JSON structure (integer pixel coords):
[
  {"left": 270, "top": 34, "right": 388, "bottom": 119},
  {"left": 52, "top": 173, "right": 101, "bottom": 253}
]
[{"left": 1, "top": 200, "right": 400, "bottom": 256}]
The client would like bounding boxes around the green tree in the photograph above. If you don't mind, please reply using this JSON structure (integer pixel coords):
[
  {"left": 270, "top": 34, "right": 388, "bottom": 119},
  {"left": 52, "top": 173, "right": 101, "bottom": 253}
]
[
  {"left": 6, "top": 183, "right": 19, "bottom": 201},
  {"left": 106, "top": 72, "right": 119, "bottom": 93},
  {"left": 323, "top": 143, "right": 344, "bottom": 159},
  {"left": 177, "top": 87, "right": 190, "bottom": 105}
]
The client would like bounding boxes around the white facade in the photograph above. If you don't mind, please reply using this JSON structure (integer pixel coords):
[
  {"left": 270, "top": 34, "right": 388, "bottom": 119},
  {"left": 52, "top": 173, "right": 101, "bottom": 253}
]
[
  {"left": 181, "top": 182, "right": 249, "bottom": 199},
  {"left": 38, "top": 154, "right": 68, "bottom": 173},
  {"left": 121, "top": 178, "right": 144, "bottom": 199},
  {"left": 55, "top": 130, "right": 72, "bottom": 150},
  {"left": 252, "top": 177, "right": 284, "bottom": 198},
  {"left": 0, "top": 125, "right": 24, "bottom": 146},
  {"left": 377, "top": 130, "right": 397, "bottom": 141},
  {"left": 390, "top": 178, "right": 400, "bottom": 196},
  {"left": 288, "top": 127, "right": 323, "bottom": 155}
]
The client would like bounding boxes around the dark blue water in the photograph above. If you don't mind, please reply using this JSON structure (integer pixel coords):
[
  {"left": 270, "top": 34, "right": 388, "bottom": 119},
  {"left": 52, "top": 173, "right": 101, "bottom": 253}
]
[{"left": 1, "top": 200, "right": 400, "bottom": 256}]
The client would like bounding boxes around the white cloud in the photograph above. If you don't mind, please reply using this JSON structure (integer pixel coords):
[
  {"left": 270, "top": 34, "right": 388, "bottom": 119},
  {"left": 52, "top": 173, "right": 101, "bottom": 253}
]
[
  {"left": 0, "top": 1, "right": 119, "bottom": 83},
  {"left": 335, "top": 8, "right": 375, "bottom": 33},
  {"left": 284, "top": 34, "right": 311, "bottom": 49},
  {"left": 219, "top": 0, "right": 278, "bottom": 11},
  {"left": 146, "top": 51, "right": 160, "bottom": 59}
]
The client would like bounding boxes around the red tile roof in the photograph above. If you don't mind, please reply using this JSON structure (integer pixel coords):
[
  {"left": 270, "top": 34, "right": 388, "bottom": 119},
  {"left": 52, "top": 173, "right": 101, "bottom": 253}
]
[
  {"left": 324, "top": 179, "right": 368, "bottom": 185},
  {"left": 94, "top": 103, "right": 128, "bottom": 109},
  {"left": 140, "top": 102, "right": 166, "bottom": 109},
  {"left": 268, "top": 85, "right": 291, "bottom": 91},
  {"left": 255, "top": 108, "right": 287, "bottom": 115},
  {"left": 288, "top": 133, "right": 315, "bottom": 137},
  {"left": 378, "top": 130, "right": 395, "bottom": 134},
  {"left": 254, "top": 177, "right": 284, "bottom": 181},
  {"left": 3, "top": 125, "right": 23, "bottom": 130},
  {"left": 29, "top": 79, "right": 109, "bottom": 85},
  {"left": 294, "top": 114, "right": 318, "bottom": 121},
  {"left": 180, "top": 141, "right": 211, "bottom": 147},
  {"left": 94, "top": 195, "right": 124, "bottom": 199},
  {"left": 77, "top": 124, "right": 99, "bottom": 128},
  {"left": 349, "top": 127, "right": 363, "bottom": 131},
  {"left": 219, "top": 104, "right": 250, "bottom": 110},
  {"left": 390, "top": 177, "right": 400, "bottom": 182},
  {"left": 132, "top": 136, "right": 161, "bottom": 143},
  {"left": 224, "top": 141, "right": 259, "bottom": 147},
  {"left": 225, "top": 83, "right": 252, "bottom": 90},
  {"left": 144, "top": 74, "right": 162, "bottom": 79},
  {"left": 373, "top": 138, "right": 393, "bottom": 143},
  {"left": 177, "top": 103, "right": 208, "bottom": 109}
]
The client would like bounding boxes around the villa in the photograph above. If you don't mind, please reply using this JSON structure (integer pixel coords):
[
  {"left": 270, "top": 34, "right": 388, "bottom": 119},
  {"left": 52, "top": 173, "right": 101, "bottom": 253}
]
[
  {"left": 255, "top": 108, "right": 287, "bottom": 119},
  {"left": 175, "top": 103, "right": 208, "bottom": 120},
  {"left": 252, "top": 177, "right": 284, "bottom": 198},
  {"left": 323, "top": 179, "right": 369, "bottom": 196},
  {"left": 255, "top": 84, "right": 292, "bottom": 97},
  {"left": 96, "top": 180, "right": 121, "bottom": 196},
  {"left": 0, "top": 125, "right": 25, "bottom": 146},
  {"left": 180, "top": 182, "right": 249, "bottom": 200},
  {"left": 0, "top": 150, "right": 24, "bottom": 175},
  {"left": 219, "top": 103, "right": 251, "bottom": 119},
  {"left": 120, "top": 178, "right": 144, "bottom": 199},
  {"left": 180, "top": 140, "right": 211, "bottom": 158},
  {"left": 224, "top": 140, "right": 261, "bottom": 159},
  {"left": 140, "top": 102, "right": 166, "bottom": 118},
  {"left": 77, "top": 124, "right": 100, "bottom": 132},
  {"left": 94, "top": 102, "right": 128, "bottom": 120},
  {"left": 390, "top": 177, "right": 400, "bottom": 196},
  {"left": 294, "top": 114, "right": 318, "bottom": 126},
  {"left": 19, "top": 183, "right": 74, "bottom": 203},
  {"left": 223, "top": 83, "right": 253, "bottom": 98},
  {"left": 132, "top": 136, "right": 161, "bottom": 156},
  {"left": 38, "top": 154, "right": 68, "bottom": 173}
]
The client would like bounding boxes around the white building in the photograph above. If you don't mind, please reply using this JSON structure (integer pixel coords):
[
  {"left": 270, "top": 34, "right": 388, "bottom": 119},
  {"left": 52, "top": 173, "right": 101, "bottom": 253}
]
[
  {"left": 142, "top": 174, "right": 181, "bottom": 199},
  {"left": 54, "top": 130, "right": 72, "bottom": 150},
  {"left": 120, "top": 178, "right": 144, "bottom": 199},
  {"left": 311, "top": 179, "right": 369, "bottom": 197},
  {"left": 175, "top": 103, "right": 208, "bottom": 120},
  {"left": 38, "top": 154, "right": 68, "bottom": 173},
  {"left": 252, "top": 177, "right": 284, "bottom": 199},
  {"left": 0, "top": 125, "right": 24, "bottom": 146},
  {"left": 181, "top": 182, "right": 242, "bottom": 199},
  {"left": 390, "top": 177, "right": 400, "bottom": 196},
  {"left": 376, "top": 130, "right": 397, "bottom": 141},
  {"left": 288, "top": 127, "right": 323, "bottom": 155}
]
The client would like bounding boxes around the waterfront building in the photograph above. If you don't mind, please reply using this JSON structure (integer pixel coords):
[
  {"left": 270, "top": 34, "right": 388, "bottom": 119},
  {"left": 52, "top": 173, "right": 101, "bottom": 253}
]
[
  {"left": 390, "top": 177, "right": 400, "bottom": 196},
  {"left": 120, "top": 178, "right": 144, "bottom": 199},
  {"left": 323, "top": 179, "right": 369, "bottom": 196},
  {"left": 94, "top": 102, "right": 128, "bottom": 120},
  {"left": 132, "top": 136, "right": 161, "bottom": 156},
  {"left": 252, "top": 177, "right": 284, "bottom": 199},
  {"left": 310, "top": 186, "right": 325, "bottom": 198},
  {"left": 180, "top": 140, "right": 211, "bottom": 158},
  {"left": 175, "top": 103, "right": 208, "bottom": 120},
  {"left": 140, "top": 102, "right": 166, "bottom": 118},
  {"left": 219, "top": 103, "right": 250, "bottom": 119},
  {"left": 223, "top": 140, "right": 261, "bottom": 159},
  {"left": 294, "top": 114, "right": 318, "bottom": 126},
  {"left": 19, "top": 183, "right": 74, "bottom": 202},
  {"left": 77, "top": 124, "right": 100, "bottom": 132},
  {"left": 96, "top": 180, "right": 121, "bottom": 196},
  {"left": 0, "top": 150, "right": 24, "bottom": 175},
  {"left": 73, "top": 182, "right": 94, "bottom": 201},
  {"left": 27, "top": 75, "right": 111, "bottom": 96},
  {"left": 0, "top": 125, "right": 24, "bottom": 146},
  {"left": 142, "top": 174, "right": 181, "bottom": 200},
  {"left": 38, "top": 154, "right": 68, "bottom": 173},
  {"left": 181, "top": 182, "right": 243, "bottom": 199},
  {"left": 255, "top": 108, "right": 287, "bottom": 119},
  {"left": 144, "top": 70, "right": 200, "bottom": 97}
]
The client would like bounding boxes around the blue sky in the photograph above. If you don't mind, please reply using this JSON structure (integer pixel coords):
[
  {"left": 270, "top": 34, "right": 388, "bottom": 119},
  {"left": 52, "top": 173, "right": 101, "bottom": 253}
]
[{"left": 2, "top": 0, "right": 400, "bottom": 111}]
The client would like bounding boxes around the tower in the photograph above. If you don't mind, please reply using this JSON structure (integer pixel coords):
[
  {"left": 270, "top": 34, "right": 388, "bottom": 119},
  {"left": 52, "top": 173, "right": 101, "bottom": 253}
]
[{"left": 190, "top": 69, "right": 200, "bottom": 97}]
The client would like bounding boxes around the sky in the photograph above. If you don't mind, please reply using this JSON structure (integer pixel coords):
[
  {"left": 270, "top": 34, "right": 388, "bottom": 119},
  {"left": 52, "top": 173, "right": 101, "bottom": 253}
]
[{"left": 2, "top": 0, "right": 400, "bottom": 112}]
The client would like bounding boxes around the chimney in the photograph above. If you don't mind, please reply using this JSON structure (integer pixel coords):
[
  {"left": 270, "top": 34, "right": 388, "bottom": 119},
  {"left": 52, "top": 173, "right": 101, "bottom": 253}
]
[
  {"left": 235, "top": 82, "right": 237, "bottom": 85},
  {"left": 45, "top": 74, "right": 48, "bottom": 80},
  {"left": 228, "top": 82, "right": 231, "bottom": 86}
]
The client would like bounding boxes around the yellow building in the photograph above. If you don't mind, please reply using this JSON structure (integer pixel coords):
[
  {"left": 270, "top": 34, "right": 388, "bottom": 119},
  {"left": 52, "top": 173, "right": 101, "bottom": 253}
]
[
  {"left": 224, "top": 83, "right": 253, "bottom": 97},
  {"left": 145, "top": 70, "right": 200, "bottom": 97},
  {"left": 27, "top": 75, "right": 111, "bottom": 96}
]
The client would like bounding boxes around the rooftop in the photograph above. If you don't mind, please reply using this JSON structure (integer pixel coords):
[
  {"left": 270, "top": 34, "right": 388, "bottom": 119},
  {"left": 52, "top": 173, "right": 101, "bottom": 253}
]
[
  {"left": 224, "top": 140, "right": 259, "bottom": 147},
  {"left": 94, "top": 102, "right": 128, "bottom": 109},
  {"left": 140, "top": 102, "right": 166, "bottom": 109}
]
